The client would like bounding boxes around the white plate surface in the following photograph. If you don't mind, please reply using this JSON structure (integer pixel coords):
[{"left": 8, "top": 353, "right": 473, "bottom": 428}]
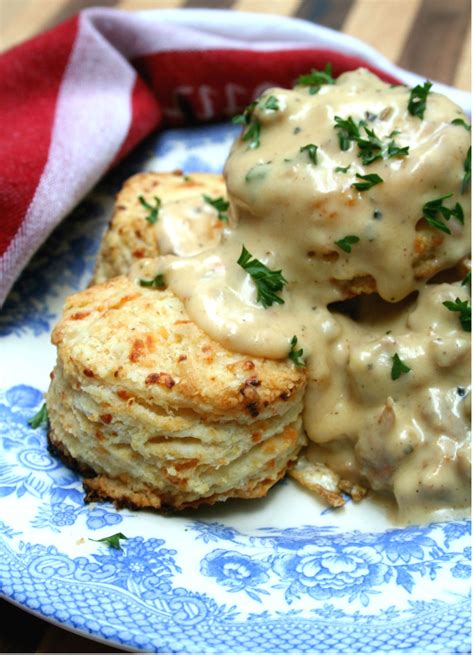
[{"left": 0, "top": 124, "right": 470, "bottom": 654}]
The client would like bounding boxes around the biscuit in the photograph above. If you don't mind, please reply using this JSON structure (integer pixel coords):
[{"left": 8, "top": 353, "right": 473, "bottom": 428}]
[
  {"left": 47, "top": 276, "right": 306, "bottom": 509},
  {"left": 93, "top": 172, "right": 227, "bottom": 284}
]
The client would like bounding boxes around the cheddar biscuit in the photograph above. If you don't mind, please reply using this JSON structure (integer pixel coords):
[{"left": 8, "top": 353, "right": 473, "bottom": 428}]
[
  {"left": 93, "top": 172, "right": 227, "bottom": 284},
  {"left": 47, "top": 276, "right": 306, "bottom": 509}
]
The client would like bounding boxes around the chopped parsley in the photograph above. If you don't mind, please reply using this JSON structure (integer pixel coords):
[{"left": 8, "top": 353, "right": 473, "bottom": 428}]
[
  {"left": 333, "top": 117, "right": 409, "bottom": 163},
  {"left": 28, "top": 403, "right": 48, "bottom": 429},
  {"left": 335, "top": 164, "right": 351, "bottom": 173},
  {"left": 357, "top": 126, "right": 384, "bottom": 165},
  {"left": 300, "top": 143, "right": 318, "bottom": 164},
  {"left": 288, "top": 335, "right": 305, "bottom": 366},
  {"left": 203, "top": 194, "right": 230, "bottom": 222},
  {"left": 259, "top": 95, "right": 279, "bottom": 111},
  {"left": 391, "top": 353, "right": 411, "bottom": 380},
  {"left": 451, "top": 118, "right": 471, "bottom": 131},
  {"left": 408, "top": 81, "right": 432, "bottom": 119},
  {"left": 296, "top": 63, "right": 335, "bottom": 94},
  {"left": 242, "top": 121, "right": 261, "bottom": 149},
  {"left": 462, "top": 271, "right": 471, "bottom": 288},
  {"left": 232, "top": 101, "right": 261, "bottom": 149},
  {"left": 352, "top": 173, "right": 383, "bottom": 191},
  {"left": 139, "top": 274, "right": 166, "bottom": 289},
  {"left": 237, "top": 246, "right": 287, "bottom": 308},
  {"left": 334, "top": 115, "right": 361, "bottom": 150},
  {"left": 335, "top": 235, "right": 360, "bottom": 253},
  {"left": 232, "top": 100, "right": 257, "bottom": 125},
  {"left": 139, "top": 195, "right": 161, "bottom": 224},
  {"left": 422, "top": 193, "right": 464, "bottom": 235},
  {"left": 443, "top": 298, "right": 471, "bottom": 332},
  {"left": 462, "top": 146, "right": 471, "bottom": 193},
  {"left": 386, "top": 140, "right": 410, "bottom": 158},
  {"left": 183, "top": 174, "right": 193, "bottom": 182},
  {"left": 89, "top": 532, "right": 129, "bottom": 550}
]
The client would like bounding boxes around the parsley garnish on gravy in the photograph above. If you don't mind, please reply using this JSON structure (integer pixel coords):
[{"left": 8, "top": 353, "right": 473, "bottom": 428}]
[
  {"left": 139, "top": 274, "right": 166, "bottom": 289},
  {"left": 288, "top": 335, "right": 305, "bottom": 366},
  {"left": 203, "top": 194, "right": 230, "bottom": 222},
  {"left": 237, "top": 246, "right": 287, "bottom": 308},
  {"left": 232, "top": 101, "right": 261, "bottom": 149},
  {"left": 334, "top": 118, "right": 409, "bottom": 164},
  {"left": 443, "top": 298, "right": 471, "bottom": 332},
  {"left": 296, "top": 63, "right": 335, "bottom": 94},
  {"left": 300, "top": 143, "right": 318, "bottom": 164},
  {"left": 28, "top": 403, "right": 48, "bottom": 429},
  {"left": 391, "top": 353, "right": 411, "bottom": 380},
  {"left": 89, "top": 533, "right": 129, "bottom": 550},
  {"left": 462, "top": 146, "right": 471, "bottom": 193},
  {"left": 422, "top": 193, "right": 464, "bottom": 235},
  {"left": 408, "top": 81, "right": 432, "bottom": 119},
  {"left": 259, "top": 95, "right": 280, "bottom": 112},
  {"left": 352, "top": 173, "right": 383, "bottom": 191},
  {"left": 334, "top": 235, "right": 360, "bottom": 253},
  {"left": 451, "top": 118, "right": 471, "bottom": 131},
  {"left": 139, "top": 195, "right": 161, "bottom": 224}
]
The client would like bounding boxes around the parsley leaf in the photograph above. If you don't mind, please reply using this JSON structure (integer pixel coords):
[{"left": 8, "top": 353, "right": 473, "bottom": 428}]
[
  {"left": 462, "top": 146, "right": 471, "bottom": 193},
  {"left": 288, "top": 335, "right": 305, "bottom": 366},
  {"left": 296, "top": 63, "right": 335, "bottom": 94},
  {"left": 300, "top": 143, "right": 318, "bottom": 164},
  {"left": 391, "top": 353, "right": 411, "bottom": 380},
  {"left": 386, "top": 140, "right": 410, "bottom": 158},
  {"left": 335, "top": 235, "right": 360, "bottom": 253},
  {"left": 357, "top": 127, "right": 383, "bottom": 165},
  {"left": 232, "top": 101, "right": 261, "bottom": 149},
  {"left": 335, "top": 165, "right": 351, "bottom": 173},
  {"left": 203, "top": 195, "right": 230, "bottom": 222},
  {"left": 237, "top": 246, "right": 287, "bottom": 308},
  {"left": 408, "top": 81, "right": 432, "bottom": 119},
  {"left": 139, "top": 195, "right": 161, "bottom": 224},
  {"left": 28, "top": 403, "right": 48, "bottom": 429},
  {"left": 232, "top": 100, "right": 257, "bottom": 125},
  {"left": 139, "top": 274, "right": 166, "bottom": 289},
  {"left": 462, "top": 271, "right": 471, "bottom": 288},
  {"left": 443, "top": 298, "right": 471, "bottom": 332},
  {"left": 352, "top": 173, "right": 383, "bottom": 191},
  {"left": 334, "top": 117, "right": 409, "bottom": 163},
  {"left": 451, "top": 118, "right": 471, "bottom": 131},
  {"left": 334, "top": 115, "right": 361, "bottom": 150},
  {"left": 422, "top": 193, "right": 465, "bottom": 235},
  {"left": 259, "top": 95, "right": 279, "bottom": 111},
  {"left": 89, "top": 532, "right": 129, "bottom": 550},
  {"left": 242, "top": 121, "right": 261, "bottom": 149}
]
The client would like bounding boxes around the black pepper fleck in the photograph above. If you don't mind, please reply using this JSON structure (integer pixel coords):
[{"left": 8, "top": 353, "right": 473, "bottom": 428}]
[
  {"left": 457, "top": 387, "right": 466, "bottom": 397},
  {"left": 373, "top": 209, "right": 383, "bottom": 220},
  {"left": 293, "top": 126, "right": 302, "bottom": 134}
]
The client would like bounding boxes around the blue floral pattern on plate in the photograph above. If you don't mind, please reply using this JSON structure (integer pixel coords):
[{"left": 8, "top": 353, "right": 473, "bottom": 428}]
[{"left": 0, "top": 123, "right": 470, "bottom": 653}]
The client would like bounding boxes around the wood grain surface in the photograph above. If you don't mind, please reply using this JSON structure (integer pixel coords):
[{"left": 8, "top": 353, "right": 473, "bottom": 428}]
[{"left": 0, "top": 0, "right": 471, "bottom": 652}]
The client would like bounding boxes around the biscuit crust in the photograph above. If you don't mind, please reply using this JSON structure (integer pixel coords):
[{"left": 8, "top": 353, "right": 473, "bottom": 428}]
[{"left": 47, "top": 276, "right": 307, "bottom": 509}]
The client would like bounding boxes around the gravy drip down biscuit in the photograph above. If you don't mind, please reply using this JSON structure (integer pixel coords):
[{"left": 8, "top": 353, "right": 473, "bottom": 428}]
[{"left": 47, "top": 276, "right": 306, "bottom": 509}]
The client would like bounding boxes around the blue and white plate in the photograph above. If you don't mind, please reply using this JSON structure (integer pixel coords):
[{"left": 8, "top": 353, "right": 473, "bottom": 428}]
[{"left": 0, "top": 124, "right": 470, "bottom": 654}]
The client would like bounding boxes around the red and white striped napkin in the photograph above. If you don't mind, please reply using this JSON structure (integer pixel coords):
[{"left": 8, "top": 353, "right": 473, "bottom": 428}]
[{"left": 0, "top": 8, "right": 470, "bottom": 306}]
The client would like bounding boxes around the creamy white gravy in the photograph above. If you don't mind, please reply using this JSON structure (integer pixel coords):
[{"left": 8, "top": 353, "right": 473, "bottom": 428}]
[{"left": 131, "top": 69, "right": 471, "bottom": 520}]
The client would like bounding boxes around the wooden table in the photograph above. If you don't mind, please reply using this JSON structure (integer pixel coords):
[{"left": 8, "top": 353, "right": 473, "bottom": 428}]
[{"left": 0, "top": 0, "right": 470, "bottom": 652}]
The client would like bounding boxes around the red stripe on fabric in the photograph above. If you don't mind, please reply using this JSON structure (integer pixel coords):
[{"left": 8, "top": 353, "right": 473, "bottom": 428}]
[
  {"left": 112, "top": 75, "right": 162, "bottom": 167},
  {"left": 134, "top": 48, "right": 401, "bottom": 126},
  {"left": 0, "top": 17, "right": 79, "bottom": 258}
]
